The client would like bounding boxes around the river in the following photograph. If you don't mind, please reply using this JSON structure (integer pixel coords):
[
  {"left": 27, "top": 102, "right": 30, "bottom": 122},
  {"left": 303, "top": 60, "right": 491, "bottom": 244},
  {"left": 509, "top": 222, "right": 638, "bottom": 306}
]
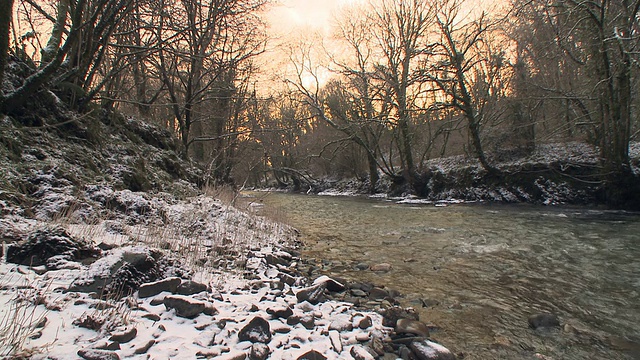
[{"left": 248, "top": 192, "right": 640, "bottom": 359}]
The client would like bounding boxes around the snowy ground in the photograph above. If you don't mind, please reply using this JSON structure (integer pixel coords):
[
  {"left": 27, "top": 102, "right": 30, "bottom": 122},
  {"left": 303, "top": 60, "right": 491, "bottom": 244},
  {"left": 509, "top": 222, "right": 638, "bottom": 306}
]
[{"left": 0, "top": 192, "right": 398, "bottom": 359}]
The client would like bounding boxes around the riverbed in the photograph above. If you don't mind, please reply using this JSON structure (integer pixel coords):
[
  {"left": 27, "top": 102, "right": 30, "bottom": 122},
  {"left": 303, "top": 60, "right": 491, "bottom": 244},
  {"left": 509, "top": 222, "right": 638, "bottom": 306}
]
[{"left": 249, "top": 192, "right": 640, "bottom": 360}]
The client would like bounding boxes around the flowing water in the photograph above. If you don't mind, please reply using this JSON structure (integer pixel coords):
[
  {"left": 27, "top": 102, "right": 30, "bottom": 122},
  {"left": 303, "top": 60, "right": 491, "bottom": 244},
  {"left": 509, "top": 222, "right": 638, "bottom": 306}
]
[{"left": 250, "top": 192, "right": 640, "bottom": 360}]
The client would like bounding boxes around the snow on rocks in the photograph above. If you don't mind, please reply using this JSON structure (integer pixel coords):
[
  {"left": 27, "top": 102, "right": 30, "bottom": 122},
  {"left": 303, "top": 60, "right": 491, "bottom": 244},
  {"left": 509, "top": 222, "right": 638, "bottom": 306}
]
[{"left": 0, "top": 190, "right": 457, "bottom": 359}]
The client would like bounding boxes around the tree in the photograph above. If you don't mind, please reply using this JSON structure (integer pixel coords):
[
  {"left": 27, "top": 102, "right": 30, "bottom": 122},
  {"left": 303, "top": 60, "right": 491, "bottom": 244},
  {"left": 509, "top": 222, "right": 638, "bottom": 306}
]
[
  {"left": 427, "top": 0, "right": 509, "bottom": 173},
  {"left": 367, "top": 0, "right": 435, "bottom": 185},
  {"left": 150, "top": 0, "right": 267, "bottom": 165},
  {"left": 0, "top": 0, "right": 14, "bottom": 90}
]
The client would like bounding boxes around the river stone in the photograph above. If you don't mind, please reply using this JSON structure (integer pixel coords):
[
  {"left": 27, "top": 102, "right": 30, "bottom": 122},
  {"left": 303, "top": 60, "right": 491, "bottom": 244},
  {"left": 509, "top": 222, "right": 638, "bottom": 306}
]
[
  {"left": 176, "top": 280, "right": 209, "bottom": 295},
  {"left": 369, "top": 287, "right": 389, "bottom": 300},
  {"left": 382, "top": 306, "right": 419, "bottom": 327},
  {"left": 528, "top": 313, "right": 560, "bottom": 329},
  {"left": 77, "top": 349, "right": 120, "bottom": 360},
  {"left": 410, "top": 340, "right": 455, "bottom": 360},
  {"left": 163, "top": 295, "right": 206, "bottom": 318},
  {"left": 138, "top": 277, "right": 182, "bottom": 298},
  {"left": 370, "top": 263, "right": 392, "bottom": 272},
  {"left": 313, "top": 275, "right": 346, "bottom": 292},
  {"left": 350, "top": 345, "right": 376, "bottom": 360},
  {"left": 134, "top": 339, "right": 155, "bottom": 354},
  {"left": 109, "top": 326, "right": 137, "bottom": 343},
  {"left": 396, "top": 319, "right": 430, "bottom": 338},
  {"left": 359, "top": 315, "right": 373, "bottom": 329},
  {"left": 238, "top": 316, "right": 272, "bottom": 343},
  {"left": 250, "top": 343, "right": 270, "bottom": 360},
  {"left": 267, "top": 305, "right": 293, "bottom": 319},
  {"left": 296, "top": 283, "right": 326, "bottom": 304},
  {"left": 329, "top": 330, "right": 342, "bottom": 353},
  {"left": 350, "top": 289, "right": 367, "bottom": 297},
  {"left": 297, "top": 350, "right": 327, "bottom": 360}
]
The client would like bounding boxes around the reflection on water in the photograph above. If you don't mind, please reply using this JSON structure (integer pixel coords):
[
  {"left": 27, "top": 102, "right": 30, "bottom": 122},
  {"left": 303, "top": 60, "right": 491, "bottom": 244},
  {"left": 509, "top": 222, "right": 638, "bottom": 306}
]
[{"left": 251, "top": 192, "right": 640, "bottom": 360}]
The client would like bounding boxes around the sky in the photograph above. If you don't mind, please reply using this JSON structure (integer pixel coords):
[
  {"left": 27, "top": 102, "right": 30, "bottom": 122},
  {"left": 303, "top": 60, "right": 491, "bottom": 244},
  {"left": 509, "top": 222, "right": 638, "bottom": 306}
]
[{"left": 267, "top": 0, "right": 362, "bottom": 35}]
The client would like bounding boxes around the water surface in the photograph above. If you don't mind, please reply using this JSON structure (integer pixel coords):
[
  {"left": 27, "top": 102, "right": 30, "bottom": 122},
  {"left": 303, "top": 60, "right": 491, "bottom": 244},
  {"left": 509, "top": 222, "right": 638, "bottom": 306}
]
[{"left": 251, "top": 192, "right": 640, "bottom": 359}]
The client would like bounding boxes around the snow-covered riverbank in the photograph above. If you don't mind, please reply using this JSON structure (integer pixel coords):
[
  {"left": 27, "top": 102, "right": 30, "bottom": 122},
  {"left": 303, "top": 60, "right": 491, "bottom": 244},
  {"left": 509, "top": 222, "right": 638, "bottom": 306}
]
[{"left": 0, "top": 189, "right": 455, "bottom": 360}]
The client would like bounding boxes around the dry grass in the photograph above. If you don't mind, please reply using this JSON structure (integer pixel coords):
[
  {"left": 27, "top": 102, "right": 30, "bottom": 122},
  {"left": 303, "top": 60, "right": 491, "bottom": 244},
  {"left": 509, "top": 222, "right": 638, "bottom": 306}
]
[{"left": 0, "top": 271, "right": 50, "bottom": 358}]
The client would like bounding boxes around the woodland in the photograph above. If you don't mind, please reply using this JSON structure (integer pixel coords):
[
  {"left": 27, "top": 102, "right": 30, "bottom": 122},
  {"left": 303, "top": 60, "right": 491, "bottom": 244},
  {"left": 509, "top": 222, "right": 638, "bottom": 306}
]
[{"left": 1, "top": 0, "right": 639, "bottom": 206}]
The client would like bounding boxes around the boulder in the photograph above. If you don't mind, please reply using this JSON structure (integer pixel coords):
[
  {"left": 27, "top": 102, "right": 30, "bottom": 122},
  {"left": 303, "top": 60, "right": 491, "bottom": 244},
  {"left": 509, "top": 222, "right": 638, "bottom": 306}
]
[
  {"left": 238, "top": 316, "right": 271, "bottom": 344},
  {"left": 176, "top": 280, "right": 209, "bottom": 295},
  {"left": 313, "top": 275, "right": 346, "bottom": 292},
  {"left": 528, "top": 313, "right": 560, "bottom": 329},
  {"left": 410, "top": 340, "right": 455, "bottom": 360},
  {"left": 69, "top": 246, "right": 164, "bottom": 298},
  {"left": 6, "top": 226, "right": 99, "bottom": 268},
  {"left": 163, "top": 295, "right": 206, "bottom": 318},
  {"left": 296, "top": 283, "right": 326, "bottom": 304},
  {"left": 396, "top": 319, "right": 430, "bottom": 338},
  {"left": 138, "top": 277, "right": 182, "bottom": 298}
]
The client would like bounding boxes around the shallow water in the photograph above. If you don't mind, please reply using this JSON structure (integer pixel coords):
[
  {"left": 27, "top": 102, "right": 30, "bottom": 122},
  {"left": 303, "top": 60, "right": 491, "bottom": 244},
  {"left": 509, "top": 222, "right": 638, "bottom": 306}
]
[{"left": 251, "top": 192, "right": 640, "bottom": 360}]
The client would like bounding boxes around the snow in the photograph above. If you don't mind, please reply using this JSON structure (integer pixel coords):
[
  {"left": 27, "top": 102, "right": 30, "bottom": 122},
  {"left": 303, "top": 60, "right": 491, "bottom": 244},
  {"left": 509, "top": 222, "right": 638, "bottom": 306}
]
[{"left": 0, "top": 193, "right": 393, "bottom": 359}]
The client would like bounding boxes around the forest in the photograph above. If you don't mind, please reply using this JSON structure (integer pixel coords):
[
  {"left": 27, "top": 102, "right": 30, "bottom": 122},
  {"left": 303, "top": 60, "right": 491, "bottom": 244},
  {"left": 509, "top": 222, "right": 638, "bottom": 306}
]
[{"left": 1, "top": 0, "right": 639, "bottom": 205}]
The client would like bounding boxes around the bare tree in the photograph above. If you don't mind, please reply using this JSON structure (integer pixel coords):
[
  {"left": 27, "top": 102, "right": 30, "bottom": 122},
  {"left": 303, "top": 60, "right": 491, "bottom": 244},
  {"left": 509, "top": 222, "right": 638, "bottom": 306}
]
[
  {"left": 427, "top": 0, "right": 509, "bottom": 173},
  {"left": 367, "top": 0, "right": 435, "bottom": 185},
  {"left": 0, "top": 0, "right": 14, "bottom": 89}
]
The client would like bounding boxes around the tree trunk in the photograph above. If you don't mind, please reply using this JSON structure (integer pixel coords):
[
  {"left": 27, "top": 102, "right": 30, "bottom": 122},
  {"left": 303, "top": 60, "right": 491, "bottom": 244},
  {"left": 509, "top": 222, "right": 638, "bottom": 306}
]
[
  {"left": 0, "top": 0, "right": 15, "bottom": 106},
  {"left": 41, "top": 0, "right": 69, "bottom": 65}
]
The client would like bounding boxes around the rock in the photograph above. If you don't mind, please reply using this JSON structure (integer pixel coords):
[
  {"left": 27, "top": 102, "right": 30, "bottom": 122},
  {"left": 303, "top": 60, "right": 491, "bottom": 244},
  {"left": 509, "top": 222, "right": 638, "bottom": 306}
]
[
  {"left": 69, "top": 246, "right": 168, "bottom": 298},
  {"left": 351, "top": 289, "right": 367, "bottom": 297},
  {"left": 355, "top": 263, "right": 369, "bottom": 270},
  {"left": 238, "top": 316, "right": 272, "bottom": 344},
  {"left": 329, "top": 330, "right": 342, "bottom": 353},
  {"left": 77, "top": 349, "right": 120, "bottom": 360},
  {"left": 297, "top": 350, "right": 327, "bottom": 360},
  {"left": 203, "top": 304, "right": 218, "bottom": 316},
  {"left": 369, "top": 335, "right": 386, "bottom": 356},
  {"left": 265, "top": 253, "right": 291, "bottom": 267},
  {"left": 329, "top": 316, "right": 353, "bottom": 332},
  {"left": 350, "top": 345, "right": 376, "bottom": 360},
  {"left": 163, "top": 295, "right": 206, "bottom": 318},
  {"left": 300, "top": 315, "right": 315, "bottom": 329},
  {"left": 358, "top": 315, "right": 373, "bottom": 329},
  {"left": 94, "top": 341, "right": 121, "bottom": 351},
  {"left": 410, "top": 340, "right": 455, "bottom": 360},
  {"left": 528, "top": 313, "right": 560, "bottom": 329},
  {"left": 138, "top": 277, "right": 182, "bottom": 298},
  {"left": 382, "top": 306, "right": 419, "bottom": 327},
  {"left": 176, "top": 280, "right": 209, "bottom": 295},
  {"left": 267, "top": 305, "right": 293, "bottom": 319},
  {"left": 369, "top": 287, "right": 389, "bottom": 300},
  {"left": 313, "top": 275, "right": 346, "bottom": 292},
  {"left": 370, "top": 263, "right": 392, "bottom": 272},
  {"left": 396, "top": 319, "right": 430, "bottom": 338},
  {"left": 296, "top": 283, "right": 326, "bottom": 304},
  {"left": 249, "top": 343, "right": 270, "bottom": 360},
  {"left": 6, "top": 226, "right": 99, "bottom": 267},
  {"left": 134, "top": 340, "right": 155, "bottom": 354},
  {"left": 150, "top": 296, "right": 165, "bottom": 306},
  {"left": 109, "top": 326, "right": 137, "bottom": 343},
  {"left": 142, "top": 313, "right": 161, "bottom": 321}
]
